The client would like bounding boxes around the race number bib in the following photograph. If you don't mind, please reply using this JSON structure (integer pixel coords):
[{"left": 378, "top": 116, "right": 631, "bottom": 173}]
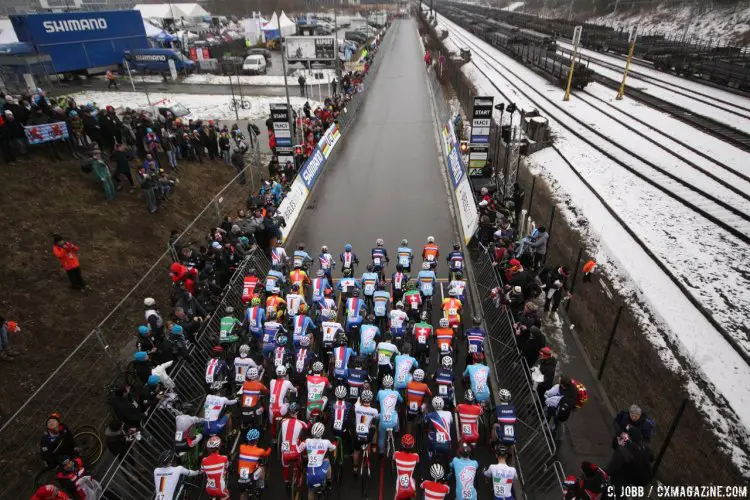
[
  {"left": 323, "top": 329, "right": 336, "bottom": 342},
  {"left": 435, "top": 432, "right": 447, "bottom": 443},
  {"left": 281, "top": 441, "right": 290, "bottom": 452},
  {"left": 448, "top": 308, "right": 457, "bottom": 316},
  {"left": 348, "top": 309, "right": 357, "bottom": 320},
  {"left": 411, "top": 302, "right": 419, "bottom": 310},
  {"left": 374, "top": 257, "right": 381, "bottom": 266},
  {"left": 409, "top": 401, "right": 418, "bottom": 411},
  {"left": 349, "top": 386, "right": 359, "bottom": 398},
  {"left": 335, "top": 357, "right": 343, "bottom": 368},
  {"left": 399, "top": 256, "right": 409, "bottom": 266},
  {"left": 454, "top": 260, "right": 463, "bottom": 269},
  {"left": 294, "top": 324, "right": 302, "bottom": 335},
  {"left": 504, "top": 425, "right": 515, "bottom": 437},
  {"left": 206, "top": 478, "right": 216, "bottom": 489},
  {"left": 417, "top": 333, "right": 427, "bottom": 344},
  {"left": 244, "top": 395, "right": 254, "bottom": 406},
  {"left": 378, "top": 353, "right": 389, "bottom": 364},
  {"left": 269, "top": 393, "right": 276, "bottom": 404},
  {"left": 236, "top": 372, "right": 245, "bottom": 383},
  {"left": 438, "top": 385, "right": 448, "bottom": 396},
  {"left": 356, "top": 423, "right": 367, "bottom": 434},
  {"left": 462, "top": 424, "right": 471, "bottom": 435},
  {"left": 427, "top": 254, "right": 435, "bottom": 262},
  {"left": 364, "top": 284, "right": 374, "bottom": 295},
  {"left": 440, "top": 343, "right": 449, "bottom": 352},
  {"left": 399, "top": 474, "right": 410, "bottom": 488},
  {"left": 263, "top": 334, "right": 271, "bottom": 343},
  {"left": 423, "top": 283, "right": 433, "bottom": 293},
  {"left": 240, "top": 467, "right": 250, "bottom": 480},
  {"left": 397, "top": 373, "right": 406, "bottom": 384},
  {"left": 333, "top": 420, "right": 343, "bottom": 431},
  {"left": 384, "top": 411, "right": 393, "bottom": 423},
  {"left": 174, "top": 431, "right": 183, "bottom": 441},
  {"left": 341, "top": 284, "right": 349, "bottom": 293},
  {"left": 476, "top": 379, "right": 487, "bottom": 393},
  {"left": 296, "top": 357, "right": 305, "bottom": 372},
  {"left": 219, "top": 329, "right": 228, "bottom": 340},
  {"left": 469, "top": 344, "right": 478, "bottom": 353}
]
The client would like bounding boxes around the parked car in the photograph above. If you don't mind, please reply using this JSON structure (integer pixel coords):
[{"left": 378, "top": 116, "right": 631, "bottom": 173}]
[
  {"left": 247, "top": 47, "right": 271, "bottom": 61},
  {"left": 220, "top": 56, "right": 244, "bottom": 75},
  {"left": 345, "top": 31, "right": 368, "bottom": 44},
  {"left": 242, "top": 54, "right": 267, "bottom": 74}
]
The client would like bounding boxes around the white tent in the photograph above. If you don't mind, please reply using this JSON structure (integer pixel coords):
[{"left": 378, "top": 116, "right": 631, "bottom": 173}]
[
  {"left": 173, "top": 3, "right": 210, "bottom": 18},
  {"left": 0, "top": 18, "right": 18, "bottom": 44},
  {"left": 143, "top": 20, "right": 163, "bottom": 38},
  {"left": 134, "top": 3, "right": 209, "bottom": 20},
  {"left": 262, "top": 11, "right": 295, "bottom": 38},
  {"left": 278, "top": 11, "right": 296, "bottom": 35}
]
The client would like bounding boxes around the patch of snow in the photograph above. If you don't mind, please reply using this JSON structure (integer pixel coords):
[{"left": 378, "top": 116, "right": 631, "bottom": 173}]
[
  {"left": 502, "top": 2, "right": 526, "bottom": 12},
  {"left": 101, "top": 68, "right": 337, "bottom": 87}
]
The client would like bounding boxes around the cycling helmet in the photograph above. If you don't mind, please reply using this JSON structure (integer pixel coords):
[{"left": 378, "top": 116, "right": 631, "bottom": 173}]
[
  {"left": 455, "top": 271, "right": 463, "bottom": 279},
  {"left": 137, "top": 325, "right": 149, "bottom": 336},
  {"left": 327, "top": 309, "right": 337, "bottom": 320},
  {"left": 422, "top": 262, "right": 431, "bottom": 270},
  {"left": 206, "top": 436, "right": 221, "bottom": 450},
  {"left": 376, "top": 238, "right": 384, "bottom": 247},
  {"left": 420, "top": 310, "right": 429, "bottom": 321},
  {"left": 239, "top": 344, "right": 251, "bottom": 357},
  {"left": 498, "top": 388, "right": 512, "bottom": 403},
  {"left": 300, "top": 335, "right": 311, "bottom": 347},
  {"left": 249, "top": 268, "right": 257, "bottom": 276},
  {"left": 352, "top": 289, "right": 360, "bottom": 297},
  {"left": 246, "top": 429, "right": 261, "bottom": 442},
  {"left": 251, "top": 297, "right": 261, "bottom": 306},
  {"left": 158, "top": 450, "right": 175, "bottom": 467},
  {"left": 453, "top": 243, "right": 460, "bottom": 250},
  {"left": 432, "top": 396, "right": 444, "bottom": 410},
  {"left": 321, "top": 245, "right": 328, "bottom": 252},
  {"left": 442, "top": 356, "right": 453, "bottom": 368},
  {"left": 367, "top": 313, "right": 376, "bottom": 324},
  {"left": 413, "top": 369, "right": 425, "bottom": 382},
  {"left": 395, "top": 301, "right": 404, "bottom": 309},
  {"left": 396, "top": 264, "right": 404, "bottom": 272},
  {"left": 311, "top": 422, "right": 325, "bottom": 438},
  {"left": 316, "top": 269, "right": 324, "bottom": 277},
  {"left": 291, "top": 284, "right": 300, "bottom": 292},
  {"left": 448, "top": 288, "right": 457, "bottom": 297},
  {"left": 407, "top": 282, "right": 416, "bottom": 291},
  {"left": 361, "top": 390, "right": 374, "bottom": 403},
  {"left": 288, "top": 402, "right": 300, "bottom": 415},
  {"left": 494, "top": 443, "right": 509, "bottom": 457},
  {"left": 312, "top": 361, "right": 324, "bottom": 374},
  {"left": 276, "top": 335, "right": 288, "bottom": 346},
  {"left": 324, "top": 288, "right": 332, "bottom": 297},
  {"left": 335, "top": 333, "right": 347, "bottom": 346},
  {"left": 276, "top": 365, "right": 287, "bottom": 377},
  {"left": 299, "top": 303, "right": 309, "bottom": 314},
  {"left": 134, "top": 351, "right": 148, "bottom": 362},
  {"left": 246, "top": 367, "right": 259, "bottom": 380},
  {"left": 439, "top": 317, "right": 449, "bottom": 328},
  {"left": 430, "top": 463, "right": 445, "bottom": 480},
  {"left": 343, "top": 268, "right": 353, "bottom": 278},
  {"left": 272, "top": 286, "right": 281, "bottom": 294},
  {"left": 297, "top": 243, "right": 305, "bottom": 250},
  {"left": 401, "top": 434, "right": 415, "bottom": 449},
  {"left": 473, "top": 316, "right": 482, "bottom": 326},
  {"left": 335, "top": 385, "right": 348, "bottom": 399},
  {"left": 171, "top": 325, "right": 184, "bottom": 335},
  {"left": 144, "top": 297, "right": 156, "bottom": 307},
  {"left": 458, "top": 441, "right": 472, "bottom": 457},
  {"left": 366, "top": 264, "right": 374, "bottom": 272},
  {"left": 344, "top": 244, "right": 352, "bottom": 252},
  {"left": 382, "top": 375, "right": 394, "bottom": 388},
  {"left": 403, "top": 342, "right": 412, "bottom": 354},
  {"left": 401, "top": 239, "right": 408, "bottom": 246},
  {"left": 427, "top": 236, "right": 435, "bottom": 243},
  {"left": 465, "top": 389, "right": 476, "bottom": 403},
  {"left": 225, "top": 306, "right": 234, "bottom": 315},
  {"left": 147, "top": 375, "right": 161, "bottom": 386}
]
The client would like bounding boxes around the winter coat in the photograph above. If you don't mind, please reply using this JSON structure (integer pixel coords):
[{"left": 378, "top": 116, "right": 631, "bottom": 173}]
[
  {"left": 606, "top": 442, "right": 654, "bottom": 487},
  {"left": 527, "top": 230, "right": 549, "bottom": 255},
  {"left": 537, "top": 356, "right": 557, "bottom": 391},
  {"left": 522, "top": 327, "right": 547, "bottom": 367},
  {"left": 613, "top": 411, "right": 656, "bottom": 443}
]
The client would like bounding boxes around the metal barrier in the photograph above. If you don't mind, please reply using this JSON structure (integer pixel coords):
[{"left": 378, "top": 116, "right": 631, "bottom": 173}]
[{"left": 98, "top": 248, "right": 271, "bottom": 498}]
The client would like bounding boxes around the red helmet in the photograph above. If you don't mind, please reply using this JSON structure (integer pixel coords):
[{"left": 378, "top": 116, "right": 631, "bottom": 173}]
[
  {"left": 212, "top": 345, "right": 224, "bottom": 354},
  {"left": 400, "top": 433, "right": 415, "bottom": 449}
]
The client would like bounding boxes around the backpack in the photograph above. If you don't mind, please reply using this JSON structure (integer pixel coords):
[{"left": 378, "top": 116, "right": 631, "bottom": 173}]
[
  {"left": 250, "top": 123, "right": 260, "bottom": 136},
  {"left": 556, "top": 398, "right": 573, "bottom": 422},
  {"left": 572, "top": 378, "right": 588, "bottom": 408}
]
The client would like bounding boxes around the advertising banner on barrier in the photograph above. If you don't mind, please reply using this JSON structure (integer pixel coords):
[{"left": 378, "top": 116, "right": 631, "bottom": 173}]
[
  {"left": 318, "top": 123, "right": 341, "bottom": 159},
  {"left": 469, "top": 96, "right": 493, "bottom": 144},
  {"left": 441, "top": 120, "right": 465, "bottom": 188},
  {"left": 299, "top": 146, "right": 326, "bottom": 190},
  {"left": 278, "top": 176, "right": 310, "bottom": 240},
  {"left": 468, "top": 145, "right": 489, "bottom": 173},
  {"left": 440, "top": 118, "right": 479, "bottom": 243},
  {"left": 455, "top": 177, "right": 480, "bottom": 244},
  {"left": 270, "top": 103, "right": 292, "bottom": 147},
  {"left": 24, "top": 121, "right": 69, "bottom": 144}
]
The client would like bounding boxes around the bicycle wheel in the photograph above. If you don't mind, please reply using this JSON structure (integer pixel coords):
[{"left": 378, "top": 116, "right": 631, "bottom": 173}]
[
  {"left": 359, "top": 454, "right": 370, "bottom": 496},
  {"left": 290, "top": 462, "right": 302, "bottom": 500},
  {"left": 74, "top": 425, "right": 104, "bottom": 465}
]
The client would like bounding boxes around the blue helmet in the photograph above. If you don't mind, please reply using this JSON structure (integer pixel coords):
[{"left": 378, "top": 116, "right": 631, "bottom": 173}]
[
  {"left": 134, "top": 351, "right": 148, "bottom": 362},
  {"left": 146, "top": 128, "right": 153, "bottom": 134},
  {"left": 138, "top": 325, "right": 149, "bottom": 336},
  {"left": 246, "top": 428, "right": 260, "bottom": 442},
  {"left": 69, "top": 110, "right": 78, "bottom": 118},
  {"left": 275, "top": 335, "right": 288, "bottom": 346},
  {"left": 147, "top": 375, "right": 161, "bottom": 386},
  {"left": 344, "top": 244, "right": 352, "bottom": 252},
  {"left": 171, "top": 325, "right": 183, "bottom": 335}
]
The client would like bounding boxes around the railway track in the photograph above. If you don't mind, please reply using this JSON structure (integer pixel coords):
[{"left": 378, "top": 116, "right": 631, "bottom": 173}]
[{"left": 438, "top": 20, "right": 750, "bottom": 366}]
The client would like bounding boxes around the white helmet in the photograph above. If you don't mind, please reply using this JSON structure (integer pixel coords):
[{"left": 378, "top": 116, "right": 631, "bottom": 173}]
[
  {"left": 311, "top": 422, "right": 325, "bottom": 438},
  {"left": 300, "top": 335, "right": 311, "bottom": 347},
  {"left": 422, "top": 262, "right": 431, "bottom": 270},
  {"left": 275, "top": 365, "right": 287, "bottom": 377},
  {"left": 246, "top": 367, "right": 259, "bottom": 380},
  {"left": 432, "top": 396, "right": 444, "bottom": 410},
  {"left": 498, "top": 388, "right": 512, "bottom": 402},
  {"left": 413, "top": 369, "right": 425, "bottom": 382},
  {"left": 239, "top": 344, "right": 250, "bottom": 357},
  {"left": 401, "top": 239, "right": 408, "bottom": 246},
  {"left": 449, "top": 288, "right": 457, "bottom": 297},
  {"left": 427, "top": 236, "right": 435, "bottom": 243},
  {"left": 272, "top": 286, "right": 281, "bottom": 294},
  {"left": 395, "top": 301, "right": 404, "bottom": 309},
  {"left": 439, "top": 317, "right": 449, "bottom": 328},
  {"left": 376, "top": 238, "right": 384, "bottom": 247},
  {"left": 335, "top": 385, "right": 348, "bottom": 399},
  {"left": 442, "top": 356, "right": 453, "bottom": 368},
  {"left": 430, "top": 463, "right": 445, "bottom": 480},
  {"left": 144, "top": 297, "right": 156, "bottom": 307},
  {"left": 321, "top": 245, "right": 328, "bottom": 252},
  {"left": 382, "top": 375, "right": 394, "bottom": 388}
]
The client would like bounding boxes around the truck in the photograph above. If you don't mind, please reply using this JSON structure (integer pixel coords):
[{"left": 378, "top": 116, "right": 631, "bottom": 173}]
[
  {"left": 9, "top": 10, "right": 149, "bottom": 77},
  {"left": 125, "top": 48, "right": 196, "bottom": 75}
]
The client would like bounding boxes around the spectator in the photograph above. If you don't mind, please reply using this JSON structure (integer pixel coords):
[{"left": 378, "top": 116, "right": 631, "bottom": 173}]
[
  {"left": 1, "top": 110, "right": 26, "bottom": 162},
  {"left": 162, "top": 127, "right": 178, "bottom": 170},
  {"left": 298, "top": 74, "right": 307, "bottom": 96},
  {"left": 52, "top": 234, "right": 86, "bottom": 291},
  {"left": 108, "top": 383, "right": 145, "bottom": 430},
  {"left": 219, "top": 131, "right": 231, "bottom": 165},
  {"left": 137, "top": 166, "right": 158, "bottom": 214},
  {"left": 543, "top": 375, "right": 578, "bottom": 423},
  {"left": 331, "top": 77, "right": 338, "bottom": 95},
  {"left": 190, "top": 130, "right": 204, "bottom": 164},
  {"left": 522, "top": 325, "right": 546, "bottom": 368},
  {"left": 534, "top": 346, "right": 557, "bottom": 402},
  {"left": 110, "top": 144, "right": 135, "bottom": 191},
  {"left": 539, "top": 265, "right": 570, "bottom": 314},
  {"left": 0, "top": 316, "right": 20, "bottom": 361},
  {"left": 90, "top": 147, "right": 116, "bottom": 201},
  {"left": 526, "top": 226, "right": 549, "bottom": 270},
  {"left": 40, "top": 413, "right": 78, "bottom": 468},
  {"left": 104, "top": 419, "right": 129, "bottom": 459},
  {"left": 510, "top": 183, "right": 525, "bottom": 225},
  {"left": 606, "top": 427, "right": 654, "bottom": 489},
  {"left": 106, "top": 70, "right": 118, "bottom": 90},
  {"left": 563, "top": 462, "right": 610, "bottom": 500},
  {"left": 231, "top": 141, "right": 248, "bottom": 185},
  {"left": 613, "top": 404, "right": 656, "bottom": 447},
  {"left": 207, "top": 123, "right": 219, "bottom": 160}
]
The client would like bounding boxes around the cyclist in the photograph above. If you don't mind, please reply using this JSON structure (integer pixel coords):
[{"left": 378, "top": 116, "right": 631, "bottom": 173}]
[
  {"left": 484, "top": 444, "right": 517, "bottom": 500},
  {"left": 434, "top": 356, "right": 456, "bottom": 410},
  {"left": 233, "top": 344, "right": 258, "bottom": 386},
  {"left": 205, "top": 346, "right": 230, "bottom": 395},
  {"left": 346, "top": 356, "right": 371, "bottom": 403},
  {"left": 425, "top": 397, "right": 453, "bottom": 461},
  {"left": 292, "top": 303, "right": 315, "bottom": 349},
  {"left": 305, "top": 422, "right": 337, "bottom": 496},
  {"left": 271, "top": 241, "right": 289, "bottom": 271},
  {"left": 316, "top": 289, "right": 338, "bottom": 325},
  {"left": 307, "top": 362, "right": 332, "bottom": 420},
  {"left": 450, "top": 442, "right": 479, "bottom": 500},
  {"left": 265, "top": 287, "right": 286, "bottom": 322},
  {"left": 344, "top": 289, "right": 367, "bottom": 335},
  {"left": 371, "top": 238, "right": 390, "bottom": 279},
  {"left": 262, "top": 315, "right": 286, "bottom": 358},
  {"left": 219, "top": 306, "right": 242, "bottom": 347},
  {"left": 40, "top": 413, "right": 78, "bottom": 469},
  {"left": 422, "top": 463, "right": 451, "bottom": 500},
  {"left": 269, "top": 365, "right": 298, "bottom": 440},
  {"left": 446, "top": 243, "right": 465, "bottom": 279},
  {"left": 464, "top": 363, "right": 491, "bottom": 407},
  {"left": 330, "top": 385, "right": 352, "bottom": 452},
  {"left": 405, "top": 369, "right": 431, "bottom": 435},
  {"left": 465, "top": 317, "right": 487, "bottom": 366},
  {"left": 394, "top": 345, "right": 418, "bottom": 391},
  {"left": 403, "top": 282, "right": 422, "bottom": 323},
  {"left": 320, "top": 310, "right": 344, "bottom": 364},
  {"left": 289, "top": 265, "right": 311, "bottom": 294},
  {"left": 332, "top": 334, "right": 357, "bottom": 381},
  {"left": 244, "top": 297, "right": 265, "bottom": 352},
  {"left": 372, "top": 284, "right": 390, "bottom": 329},
  {"left": 280, "top": 403, "right": 309, "bottom": 487},
  {"left": 337, "top": 268, "right": 360, "bottom": 298},
  {"left": 393, "top": 434, "right": 419, "bottom": 499},
  {"left": 352, "top": 389, "right": 379, "bottom": 476},
  {"left": 360, "top": 265, "right": 379, "bottom": 305},
  {"left": 492, "top": 389, "right": 517, "bottom": 451},
  {"left": 413, "top": 312, "right": 433, "bottom": 366},
  {"left": 204, "top": 384, "right": 237, "bottom": 439},
  {"left": 457, "top": 389, "right": 483, "bottom": 447},
  {"left": 422, "top": 236, "right": 440, "bottom": 270},
  {"left": 339, "top": 243, "right": 359, "bottom": 275},
  {"left": 201, "top": 436, "right": 230, "bottom": 499},
  {"left": 435, "top": 318, "right": 455, "bottom": 365},
  {"left": 391, "top": 264, "right": 409, "bottom": 303},
  {"left": 441, "top": 289, "right": 463, "bottom": 333},
  {"left": 416, "top": 262, "right": 437, "bottom": 309},
  {"left": 376, "top": 331, "right": 399, "bottom": 387},
  {"left": 389, "top": 302, "right": 409, "bottom": 346},
  {"left": 318, "top": 245, "right": 336, "bottom": 283},
  {"left": 293, "top": 335, "right": 316, "bottom": 383},
  {"left": 239, "top": 367, "right": 268, "bottom": 431},
  {"left": 311, "top": 270, "right": 332, "bottom": 309},
  {"left": 153, "top": 451, "right": 200, "bottom": 500},
  {"left": 264, "top": 267, "right": 286, "bottom": 294},
  {"left": 293, "top": 243, "right": 313, "bottom": 271},
  {"left": 286, "top": 284, "right": 307, "bottom": 319},
  {"left": 396, "top": 239, "right": 413, "bottom": 273},
  {"left": 175, "top": 412, "right": 205, "bottom": 455},
  {"left": 448, "top": 271, "right": 467, "bottom": 302},
  {"left": 360, "top": 315, "right": 381, "bottom": 363},
  {"left": 377, "top": 375, "right": 403, "bottom": 454},
  {"left": 241, "top": 268, "right": 260, "bottom": 305},
  {"left": 271, "top": 334, "right": 294, "bottom": 372},
  {"left": 237, "top": 428, "right": 271, "bottom": 496}
]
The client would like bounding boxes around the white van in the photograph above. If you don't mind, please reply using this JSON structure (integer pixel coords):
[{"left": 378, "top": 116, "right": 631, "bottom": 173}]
[{"left": 243, "top": 54, "right": 267, "bottom": 75}]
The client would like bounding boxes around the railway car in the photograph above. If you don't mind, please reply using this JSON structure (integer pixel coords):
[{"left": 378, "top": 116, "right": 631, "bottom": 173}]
[{"left": 514, "top": 44, "right": 594, "bottom": 89}]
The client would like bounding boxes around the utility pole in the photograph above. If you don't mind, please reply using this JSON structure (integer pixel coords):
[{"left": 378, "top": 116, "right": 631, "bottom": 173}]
[
  {"left": 567, "top": 0, "right": 574, "bottom": 22},
  {"left": 277, "top": 12, "right": 294, "bottom": 135},
  {"left": 563, "top": 26, "right": 582, "bottom": 101},
  {"left": 616, "top": 26, "right": 638, "bottom": 100},
  {"left": 334, "top": 6, "right": 341, "bottom": 79}
]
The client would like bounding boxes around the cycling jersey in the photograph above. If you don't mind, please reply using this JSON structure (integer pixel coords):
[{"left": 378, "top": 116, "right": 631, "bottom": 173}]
[
  {"left": 484, "top": 464, "right": 517, "bottom": 500},
  {"left": 272, "top": 346, "right": 292, "bottom": 369},
  {"left": 241, "top": 381, "right": 268, "bottom": 409},
  {"left": 292, "top": 314, "right": 314, "bottom": 347},
  {"left": 265, "top": 295, "right": 286, "bottom": 317},
  {"left": 204, "top": 394, "right": 236, "bottom": 422},
  {"left": 219, "top": 316, "right": 241, "bottom": 343},
  {"left": 422, "top": 244, "right": 440, "bottom": 263},
  {"left": 289, "top": 269, "right": 310, "bottom": 289},
  {"left": 396, "top": 247, "right": 413, "bottom": 269},
  {"left": 233, "top": 356, "right": 257, "bottom": 384},
  {"left": 241, "top": 275, "right": 260, "bottom": 304},
  {"left": 337, "top": 277, "right": 360, "bottom": 294},
  {"left": 393, "top": 354, "right": 418, "bottom": 389},
  {"left": 405, "top": 381, "right": 431, "bottom": 414},
  {"left": 391, "top": 272, "right": 408, "bottom": 294},
  {"left": 435, "top": 328, "right": 455, "bottom": 354},
  {"left": 376, "top": 341, "right": 399, "bottom": 366},
  {"left": 175, "top": 414, "right": 203, "bottom": 449},
  {"left": 413, "top": 322, "right": 433, "bottom": 348},
  {"left": 272, "top": 247, "right": 288, "bottom": 266},
  {"left": 339, "top": 251, "right": 359, "bottom": 270},
  {"left": 321, "top": 321, "right": 344, "bottom": 348},
  {"left": 238, "top": 444, "right": 271, "bottom": 481},
  {"left": 425, "top": 410, "right": 453, "bottom": 450},
  {"left": 441, "top": 298, "right": 462, "bottom": 321},
  {"left": 269, "top": 378, "right": 296, "bottom": 411},
  {"left": 305, "top": 438, "right": 336, "bottom": 487},
  {"left": 450, "top": 457, "right": 479, "bottom": 500},
  {"left": 464, "top": 364, "right": 491, "bottom": 402},
  {"left": 293, "top": 347, "right": 314, "bottom": 375},
  {"left": 265, "top": 269, "right": 285, "bottom": 292},
  {"left": 280, "top": 417, "right": 308, "bottom": 461},
  {"left": 330, "top": 399, "right": 352, "bottom": 433},
  {"left": 332, "top": 346, "right": 356, "bottom": 379},
  {"left": 422, "top": 480, "right": 450, "bottom": 500},
  {"left": 377, "top": 389, "right": 402, "bottom": 453},
  {"left": 394, "top": 451, "right": 419, "bottom": 499},
  {"left": 360, "top": 272, "right": 379, "bottom": 297},
  {"left": 371, "top": 248, "right": 389, "bottom": 268},
  {"left": 244, "top": 306, "right": 265, "bottom": 336},
  {"left": 293, "top": 250, "right": 312, "bottom": 269},
  {"left": 353, "top": 403, "right": 379, "bottom": 438},
  {"left": 317, "top": 298, "right": 337, "bottom": 319},
  {"left": 447, "top": 250, "right": 465, "bottom": 271},
  {"left": 417, "top": 270, "right": 437, "bottom": 297},
  {"left": 495, "top": 403, "right": 518, "bottom": 445},
  {"left": 262, "top": 322, "right": 284, "bottom": 355},
  {"left": 389, "top": 310, "right": 408, "bottom": 335},
  {"left": 373, "top": 290, "right": 390, "bottom": 317},
  {"left": 346, "top": 367, "right": 369, "bottom": 401},
  {"left": 318, "top": 252, "right": 335, "bottom": 272},
  {"left": 286, "top": 293, "right": 306, "bottom": 316},
  {"left": 345, "top": 297, "right": 366, "bottom": 326},
  {"left": 360, "top": 324, "right": 380, "bottom": 355},
  {"left": 154, "top": 466, "right": 199, "bottom": 500},
  {"left": 205, "top": 358, "right": 229, "bottom": 387},
  {"left": 448, "top": 279, "right": 467, "bottom": 301},
  {"left": 465, "top": 328, "right": 486, "bottom": 355},
  {"left": 403, "top": 290, "right": 422, "bottom": 312},
  {"left": 456, "top": 403, "right": 483, "bottom": 444},
  {"left": 201, "top": 452, "right": 229, "bottom": 498},
  {"left": 311, "top": 277, "right": 331, "bottom": 303},
  {"left": 434, "top": 367, "right": 454, "bottom": 401}
]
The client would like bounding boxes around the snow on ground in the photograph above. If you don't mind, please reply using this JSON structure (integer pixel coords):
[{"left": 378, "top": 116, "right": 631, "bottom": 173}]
[
  {"left": 67, "top": 91, "right": 315, "bottom": 121},
  {"left": 435, "top": 15, "right": 750, "bottom": 451},
  {"left": 502, "top": 1, "right": 525, "bottom": 11},
  {"left": 103, "top": 68, "right": 336, "bottom": 87}
]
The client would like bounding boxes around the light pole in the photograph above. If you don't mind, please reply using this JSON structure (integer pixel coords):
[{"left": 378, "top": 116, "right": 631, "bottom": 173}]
[
  {"left": 334, "top": 7, "right": 341, "bottom": 79},
  {"left": 616, "top": 26, "right": 638, "bottom": 100},
  {"left": 277, "top": 12, "right": 294, "bottom": 135},
  {"left": 563, "top": 26, "right": 582, "bottom": 101}
]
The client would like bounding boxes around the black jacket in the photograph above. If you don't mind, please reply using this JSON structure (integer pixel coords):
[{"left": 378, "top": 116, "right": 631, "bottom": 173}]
[
  {"left": 537, "top": 357, "right": 557, "bottom": 390},
  {"left": 606, "top": 442, "right": 654, "bottom": 487},
  {"left": 40, "top": 425, "right": 77, "bottom": 466},
  {"left": 109, "top": 395, "right": 145, "bottom": 428}
]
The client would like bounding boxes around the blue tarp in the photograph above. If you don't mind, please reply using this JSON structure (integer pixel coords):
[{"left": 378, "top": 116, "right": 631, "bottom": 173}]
[{"left": 152, "top": 30, "right": 177, "bottom": 42}]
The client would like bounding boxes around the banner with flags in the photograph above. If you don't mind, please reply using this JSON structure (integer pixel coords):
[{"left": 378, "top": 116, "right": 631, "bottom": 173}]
[{"left": 24, "top": 122, "right": 69, "bottom": 145}]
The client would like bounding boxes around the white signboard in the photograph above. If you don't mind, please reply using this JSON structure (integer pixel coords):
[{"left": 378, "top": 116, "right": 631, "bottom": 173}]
[
  {"left": 454, "top": 177, "right": 479, "bottom": 244},
  {"left": 285, "top": 36, "right": 336, "bottom": 61},
  {"left": 278, "top": 177, "right": 310, "bottom": 241}
]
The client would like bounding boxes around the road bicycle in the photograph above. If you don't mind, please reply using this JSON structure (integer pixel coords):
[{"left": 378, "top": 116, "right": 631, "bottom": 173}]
[
  {"left": 289, "top": 452, "right": 305, "bottom": 500},
  {"left": 231, "top": 98, "right": 251, "bottom": 110},
  {"left": 358, "top": 440, "right": 373, "bottom": 497}
]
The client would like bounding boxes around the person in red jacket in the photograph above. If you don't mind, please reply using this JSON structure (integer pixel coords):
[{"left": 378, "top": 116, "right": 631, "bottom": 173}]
[
  {"left": 31, "top": 485, "right": 71, "bottom": 500},
  {"left": 52, "top": 234, "right": 86, "bottom": 291},
  {"left": 169, "top": 262, "right": 197, "bottom": 294}
]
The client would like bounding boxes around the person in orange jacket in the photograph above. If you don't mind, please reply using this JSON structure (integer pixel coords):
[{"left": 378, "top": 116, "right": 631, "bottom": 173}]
[{"left": 52, "top": 234, "right": 86, "bottom": 291}]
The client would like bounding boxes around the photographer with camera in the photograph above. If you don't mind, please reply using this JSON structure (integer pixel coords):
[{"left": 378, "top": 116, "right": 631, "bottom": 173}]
[
  {"left": 52, "top": 234, "right": 86, "bottom": 291},
  {"left": 137, "top": 165, "right": 159, "bottom": 214}
]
